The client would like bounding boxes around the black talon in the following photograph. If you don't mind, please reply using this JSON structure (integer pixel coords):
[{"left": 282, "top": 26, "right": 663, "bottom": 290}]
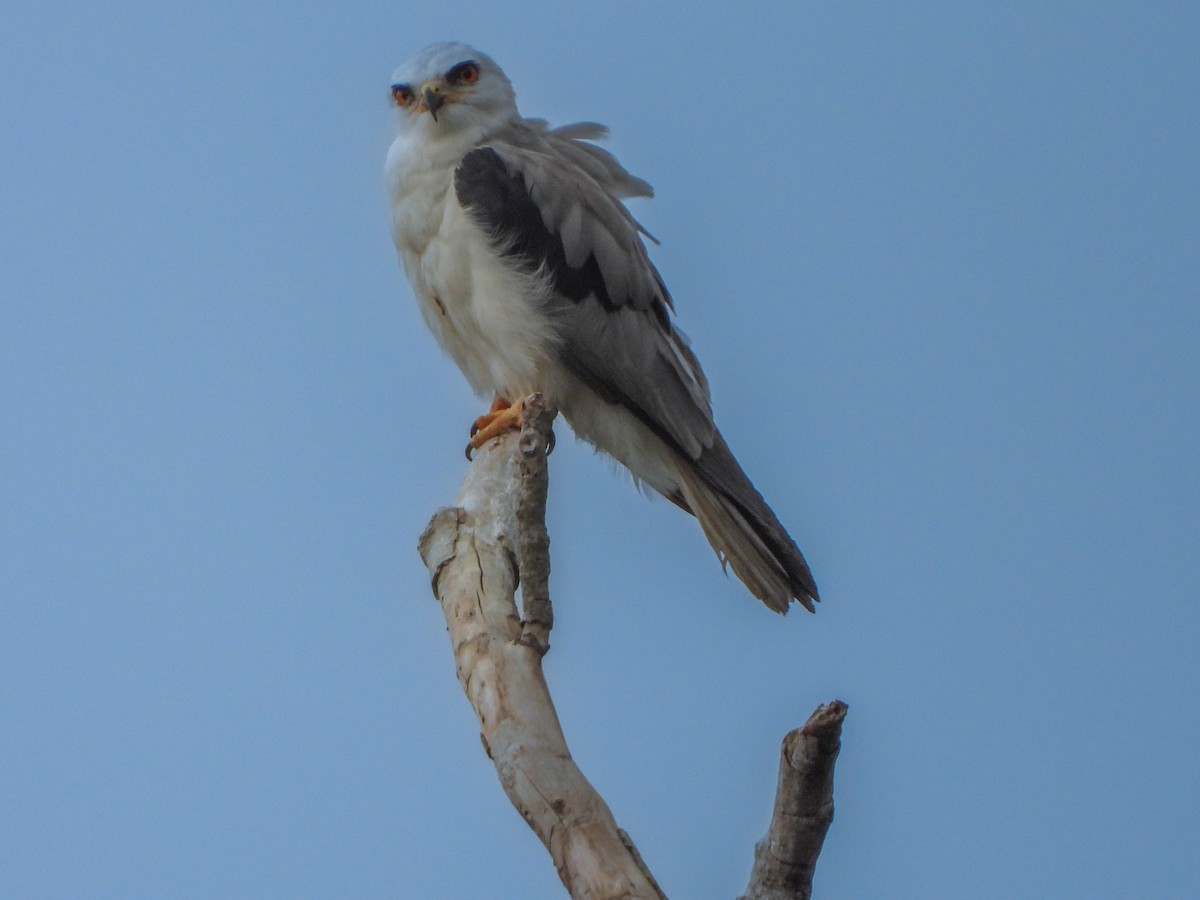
[
  {"left": 469, "top": 422, "right": 480, "bottom": 437},
  {"left": 465, "top": 441, "right": 476, "bottom": 461},
  {"left": 545, "top": 429, "right": 556, "bottom": 456}
]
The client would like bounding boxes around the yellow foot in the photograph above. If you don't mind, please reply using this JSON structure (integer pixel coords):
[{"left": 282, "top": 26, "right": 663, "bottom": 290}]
[{"left": 466, "top": 396, "right": 525, "bottom": 459}]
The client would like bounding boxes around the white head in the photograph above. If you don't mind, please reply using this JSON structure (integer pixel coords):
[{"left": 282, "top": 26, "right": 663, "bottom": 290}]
[{"left": 390, "top": 43, "right": 518, "bottom": 141}]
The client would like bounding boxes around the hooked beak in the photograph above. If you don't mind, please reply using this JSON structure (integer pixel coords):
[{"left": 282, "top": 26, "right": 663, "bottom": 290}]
[{"left": 421, "top": 83, "right": 446, "bottom": 121}]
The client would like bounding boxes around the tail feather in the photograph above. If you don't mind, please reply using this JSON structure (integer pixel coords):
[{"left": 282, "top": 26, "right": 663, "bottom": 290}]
[{"left": 672, "top": 433, "right": 818, "bottom": 614}]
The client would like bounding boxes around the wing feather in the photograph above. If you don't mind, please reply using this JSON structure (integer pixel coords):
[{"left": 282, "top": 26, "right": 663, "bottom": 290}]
[
  {"left": 559, "top": 202, "right": 587, "bottom": 267},
  {"left": 453, "top": 131, "right": 713, "bottom": 459}
]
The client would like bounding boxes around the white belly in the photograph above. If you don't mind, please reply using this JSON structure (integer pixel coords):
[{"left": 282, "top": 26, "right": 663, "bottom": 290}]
[{"left": 389, "top": 149, "right": 561, "bottom": 400}]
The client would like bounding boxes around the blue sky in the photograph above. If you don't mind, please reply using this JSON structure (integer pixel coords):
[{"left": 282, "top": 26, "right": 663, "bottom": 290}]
[{"left": 2, "top": 2, "right": 1197, "bottom": 897}]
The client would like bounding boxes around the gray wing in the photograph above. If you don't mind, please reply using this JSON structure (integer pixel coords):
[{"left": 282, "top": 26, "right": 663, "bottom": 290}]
[
  {"left": 453, "top": 123, "right": 820, "bottom": 611},
  {"left": 452, "top": 123, "right": 716, "bottom": 461}
]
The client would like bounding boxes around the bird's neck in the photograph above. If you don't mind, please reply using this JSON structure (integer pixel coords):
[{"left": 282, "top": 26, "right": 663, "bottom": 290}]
[{"left": 400, "top": 109, "right": 518, "bottom": 164}]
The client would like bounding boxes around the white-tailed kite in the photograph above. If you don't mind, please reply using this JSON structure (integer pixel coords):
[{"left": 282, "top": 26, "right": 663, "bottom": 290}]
[{"left": 386, "top": 42, "right": 818, "bottom": 612}]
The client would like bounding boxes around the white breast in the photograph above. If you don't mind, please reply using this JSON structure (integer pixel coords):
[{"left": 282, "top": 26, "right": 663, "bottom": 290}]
[{"left": 386, "top": 135, "right": 562, "bottom": 400}]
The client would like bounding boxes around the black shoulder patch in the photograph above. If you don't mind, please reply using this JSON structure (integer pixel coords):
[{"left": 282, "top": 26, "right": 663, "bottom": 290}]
[{"left": 454, "top": 146, "right": 617, "bottom": 308}]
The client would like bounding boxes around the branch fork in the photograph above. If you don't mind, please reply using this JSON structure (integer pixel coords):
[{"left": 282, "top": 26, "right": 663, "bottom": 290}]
[{"left": 416, "top": 393, "right": 845, "bottom": 899}]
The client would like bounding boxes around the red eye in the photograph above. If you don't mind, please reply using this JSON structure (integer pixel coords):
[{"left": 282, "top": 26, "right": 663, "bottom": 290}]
[
  {"left": 391, "top": 84, "right": 414, "bottom": 106},
  {"left": 448, "top": 61, "right": 480, "bottom": 85}
]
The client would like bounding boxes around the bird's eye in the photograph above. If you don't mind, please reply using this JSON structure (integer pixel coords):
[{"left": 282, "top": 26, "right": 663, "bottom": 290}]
[
  {"left": 391, "top": 84, "right": 415, "bottom": 107},
  {"left": 447, "top": 61, "right": 480, "bottom": 85}
]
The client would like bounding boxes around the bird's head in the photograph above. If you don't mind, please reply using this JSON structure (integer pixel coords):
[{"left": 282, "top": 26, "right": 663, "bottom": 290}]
[{"left": 390, "top": 43, "right": 517, "bottom": 139}]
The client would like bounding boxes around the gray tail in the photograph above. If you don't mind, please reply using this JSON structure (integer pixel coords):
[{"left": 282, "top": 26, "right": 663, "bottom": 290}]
[{"left": 671, "top": 433, "right": 819, "bottom": 614}]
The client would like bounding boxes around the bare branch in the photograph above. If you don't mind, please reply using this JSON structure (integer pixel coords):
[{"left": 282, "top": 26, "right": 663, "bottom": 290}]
[
  {"left": 740, "top": 701, "right": 848, "bottom": 900},
  {"left": 417, "top": 395, "right": 664, "bottom": 900},
  {"left": 515, "top": 394, "right": 555, "bottom": 654}
]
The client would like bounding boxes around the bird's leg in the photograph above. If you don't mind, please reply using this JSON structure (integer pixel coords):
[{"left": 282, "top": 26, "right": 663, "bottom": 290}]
[{"left": 466, "top": 395, "right": 525, "bottom": 458}]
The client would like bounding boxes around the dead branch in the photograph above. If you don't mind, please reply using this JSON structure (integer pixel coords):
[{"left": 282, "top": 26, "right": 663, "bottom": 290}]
[
  {"left": 740, "top": 701, "right": 848, "bottom": 900},
  {"left": 416, "top": 393, "right": 846, "bottom": 898},
  {"left": 417, "top": 394, "right": 664, "bottom": 900}
]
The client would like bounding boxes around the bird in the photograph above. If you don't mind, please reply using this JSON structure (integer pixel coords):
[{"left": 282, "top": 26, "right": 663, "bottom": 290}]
[{"left": 385, "top": 42, "right": 819, "bottom": 613}]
